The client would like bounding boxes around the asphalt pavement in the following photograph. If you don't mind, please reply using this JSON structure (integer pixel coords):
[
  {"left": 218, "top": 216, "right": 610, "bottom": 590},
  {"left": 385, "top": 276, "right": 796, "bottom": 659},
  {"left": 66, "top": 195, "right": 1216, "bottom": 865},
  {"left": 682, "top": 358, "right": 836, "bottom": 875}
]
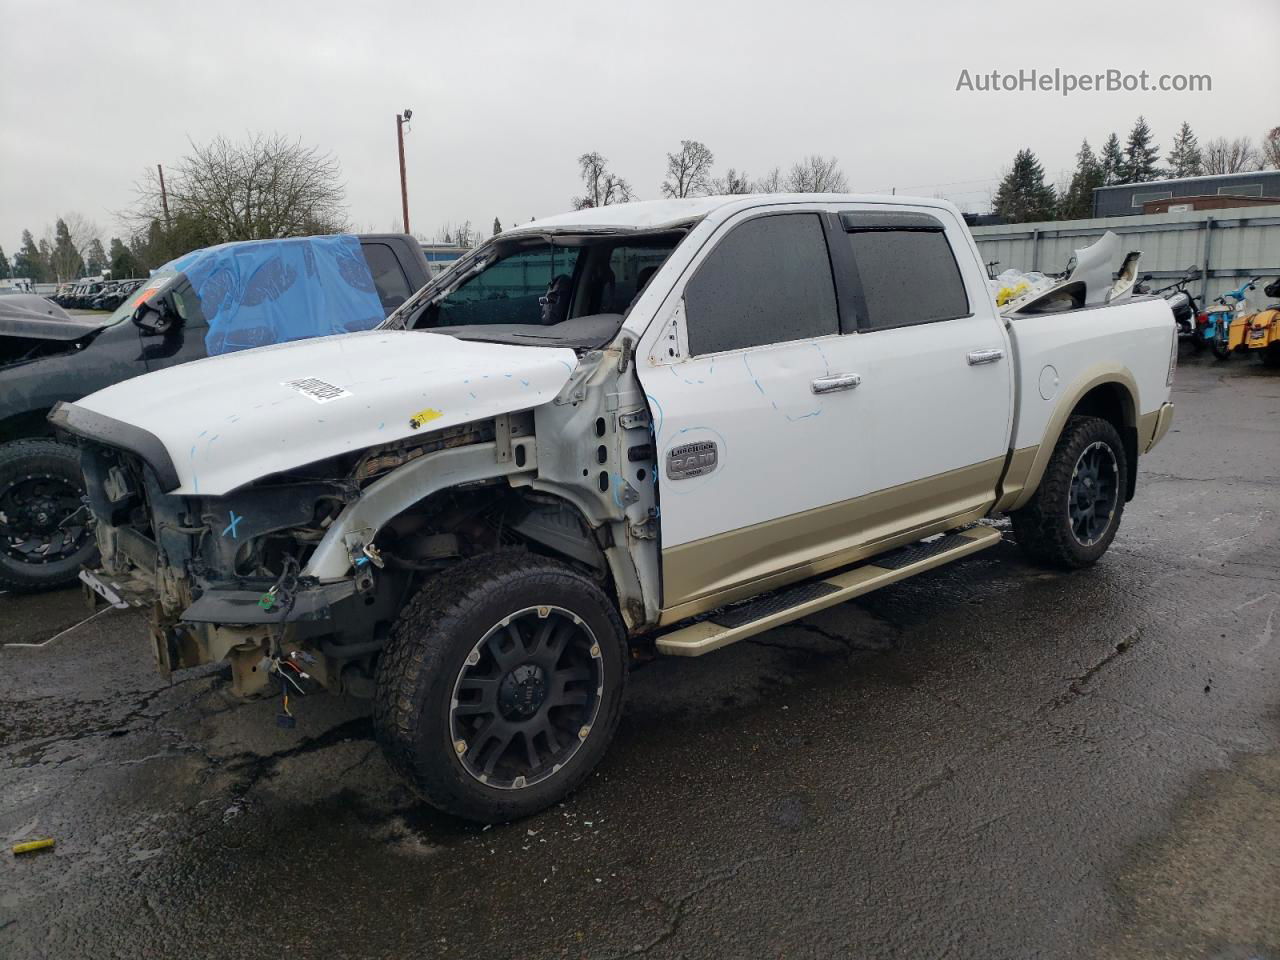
[{"left": 1, "top": 353, "right": 1278, "bottom": 960}]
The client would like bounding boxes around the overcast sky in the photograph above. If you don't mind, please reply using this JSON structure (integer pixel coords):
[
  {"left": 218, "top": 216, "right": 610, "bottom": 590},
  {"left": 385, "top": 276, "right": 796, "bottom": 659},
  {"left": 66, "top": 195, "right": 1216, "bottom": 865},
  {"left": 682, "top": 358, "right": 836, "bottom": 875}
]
[{"left": 2, "top": 0, "right": 1275, "bottom": 256}]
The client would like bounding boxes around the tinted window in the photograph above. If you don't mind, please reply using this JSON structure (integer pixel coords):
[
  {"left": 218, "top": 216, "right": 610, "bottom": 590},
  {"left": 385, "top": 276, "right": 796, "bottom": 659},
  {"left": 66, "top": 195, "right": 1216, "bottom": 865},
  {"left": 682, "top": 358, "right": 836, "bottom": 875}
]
[
  {"left": 436, "top": 246, "right": 581, "bottom": 326},
  {"left": 847, "top": 230, "right": 969, "bottom": 329},
  {"left": 361, "top": 243, "right": 413, "bottom": 314},
  {"left": 684, "top": 214, "right": 838, "bottom": 356}
]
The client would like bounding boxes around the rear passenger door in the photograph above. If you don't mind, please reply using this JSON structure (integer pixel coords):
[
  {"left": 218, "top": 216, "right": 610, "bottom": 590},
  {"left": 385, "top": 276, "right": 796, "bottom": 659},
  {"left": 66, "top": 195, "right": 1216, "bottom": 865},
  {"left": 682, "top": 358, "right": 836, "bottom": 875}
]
[
  {"left": 828, "top": 206, "right": 1013, "bottom": 528},
  {"left": 638, "top": 209, "right": 873, "bottom": 610}
]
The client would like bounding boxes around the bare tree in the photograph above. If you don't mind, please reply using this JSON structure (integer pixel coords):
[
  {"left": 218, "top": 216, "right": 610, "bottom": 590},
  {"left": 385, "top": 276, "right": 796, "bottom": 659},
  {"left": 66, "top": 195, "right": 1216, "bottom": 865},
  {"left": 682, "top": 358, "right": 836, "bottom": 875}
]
[
  {"left": 709, "top": 167, "right": 753, "bottom": 195},
  {"left": 573, "top": 152, "right": 634, "bottom": 209},
  {"left": 785, "top": 155, "right": 849, "bottom": 193},
  {"left": 1200, "top": 136, "right": 1263, "bottom": 175},
  {"left": 131, "top": 133, "right": 348, "bottom": 243},
  {"left": 1262, "top": 126, "right": 1280, "bottom": 170},
  {"left": 661, "top": 140, "right": 715, "bottom": 198},
  {"left": 62, "top": 212, "right": 102, "bottom": 264},
  {"left": 753, "top": 167, "right": 785, "bottom": 193}
]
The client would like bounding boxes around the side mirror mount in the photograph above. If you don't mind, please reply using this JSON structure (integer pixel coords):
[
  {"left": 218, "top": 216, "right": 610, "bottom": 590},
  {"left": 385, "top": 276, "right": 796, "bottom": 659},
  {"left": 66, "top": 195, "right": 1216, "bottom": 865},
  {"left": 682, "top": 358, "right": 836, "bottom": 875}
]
[{"left": 132, "top": 297, "right": 179, "bottom": 335}]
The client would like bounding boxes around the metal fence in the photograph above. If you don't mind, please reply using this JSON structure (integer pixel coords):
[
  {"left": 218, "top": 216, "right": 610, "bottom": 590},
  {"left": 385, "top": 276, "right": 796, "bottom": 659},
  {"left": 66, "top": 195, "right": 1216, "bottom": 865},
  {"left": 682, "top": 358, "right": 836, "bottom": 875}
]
[{"left": 971, "top": 204, "right": 1280, "bottom": 306}]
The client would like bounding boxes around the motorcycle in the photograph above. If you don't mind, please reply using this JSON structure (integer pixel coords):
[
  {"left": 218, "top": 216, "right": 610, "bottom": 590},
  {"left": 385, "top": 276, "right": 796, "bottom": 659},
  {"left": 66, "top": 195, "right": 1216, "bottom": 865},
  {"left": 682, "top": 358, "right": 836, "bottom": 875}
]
[
  {"left": 1203, "top": 276, "right": 1262, "bottom": 360},
  {"left": 1227, "top": 277, "right": 1280, "bottom": 367},
  {"left": 1141, "top": 268, "right": 1203, "bottom": 352}
]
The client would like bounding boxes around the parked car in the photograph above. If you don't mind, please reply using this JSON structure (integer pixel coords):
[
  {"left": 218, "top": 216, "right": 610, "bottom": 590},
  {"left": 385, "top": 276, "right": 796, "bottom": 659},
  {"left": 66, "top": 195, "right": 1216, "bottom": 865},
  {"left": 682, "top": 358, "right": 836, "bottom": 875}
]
[
  {"left": 0, "top": 232, "right": 430, "bottom": 591},
  {"left": 53, "top": 196, "right": 1175, "bottom": 822}
]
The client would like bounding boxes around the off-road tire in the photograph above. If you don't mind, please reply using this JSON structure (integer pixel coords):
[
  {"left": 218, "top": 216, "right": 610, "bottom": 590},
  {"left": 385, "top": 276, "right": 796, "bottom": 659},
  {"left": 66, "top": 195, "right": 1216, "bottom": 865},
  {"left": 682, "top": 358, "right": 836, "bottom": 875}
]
[
  {"left": 374, "top": 551, "right": 629, "bottom": 822},
  {"left": 1261, "top": 343, "right": 1280, "bottom": 368},
  {"left": 1009, "top": 415, "right": 1128, "bottom": 570},
  {"left": 0, "top": 439, "right": 97, "bottom": 593}
]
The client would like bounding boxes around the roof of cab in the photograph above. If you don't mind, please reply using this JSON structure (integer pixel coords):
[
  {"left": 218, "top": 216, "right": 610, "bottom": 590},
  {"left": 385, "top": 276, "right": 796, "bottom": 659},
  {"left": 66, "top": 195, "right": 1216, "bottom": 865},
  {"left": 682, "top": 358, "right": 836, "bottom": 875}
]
[{"left": 506, "top": 193, "right": 958, "bottom": 235}]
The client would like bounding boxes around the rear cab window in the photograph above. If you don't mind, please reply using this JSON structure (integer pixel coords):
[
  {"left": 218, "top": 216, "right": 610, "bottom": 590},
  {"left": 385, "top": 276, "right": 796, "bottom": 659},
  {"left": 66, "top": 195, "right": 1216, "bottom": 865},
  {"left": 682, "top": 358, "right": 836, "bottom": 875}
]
[
  {"left": 683, "top": 213, "right": 839, "bottom": 356},
  {"left": 361, "top": 242, "right": 414, "bottom": 315},
  {"left": 839, "top": 210, "right": 970, "bottom": 330}
]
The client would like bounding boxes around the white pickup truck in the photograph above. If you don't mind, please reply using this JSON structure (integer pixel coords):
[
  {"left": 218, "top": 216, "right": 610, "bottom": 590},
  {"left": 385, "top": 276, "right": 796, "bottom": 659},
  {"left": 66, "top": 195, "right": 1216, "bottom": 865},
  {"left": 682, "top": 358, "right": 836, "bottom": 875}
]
[{"left": 53, "top": 195, "right": 1175, "bottom": 822}]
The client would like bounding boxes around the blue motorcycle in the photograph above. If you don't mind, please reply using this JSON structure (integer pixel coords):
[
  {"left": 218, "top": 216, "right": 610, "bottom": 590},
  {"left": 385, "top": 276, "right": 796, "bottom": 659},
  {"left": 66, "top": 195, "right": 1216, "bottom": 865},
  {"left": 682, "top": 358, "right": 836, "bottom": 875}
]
[{"left": 1203, "top": 276, "right": 1262, "bottom": 360}]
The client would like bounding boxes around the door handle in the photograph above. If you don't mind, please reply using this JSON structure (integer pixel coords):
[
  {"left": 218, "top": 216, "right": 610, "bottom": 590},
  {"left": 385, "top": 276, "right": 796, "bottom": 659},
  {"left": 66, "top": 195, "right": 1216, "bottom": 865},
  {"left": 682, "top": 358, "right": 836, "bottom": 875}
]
[
  {"left": 967, "top": 348, "right": 1005, "bottom": 365},
  {"left": 811, "top": 374, "right": 862, "bottom": 394}
]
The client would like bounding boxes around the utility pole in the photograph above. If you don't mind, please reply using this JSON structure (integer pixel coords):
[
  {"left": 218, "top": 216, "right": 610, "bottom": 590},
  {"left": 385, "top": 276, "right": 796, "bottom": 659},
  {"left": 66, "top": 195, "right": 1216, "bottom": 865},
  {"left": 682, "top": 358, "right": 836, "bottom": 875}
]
[
  {"left": 396, "top": 109, "right": 413, "bottom": 235},
  {"left": 157, "top": 163, "right": 171, "bottom": 227}
]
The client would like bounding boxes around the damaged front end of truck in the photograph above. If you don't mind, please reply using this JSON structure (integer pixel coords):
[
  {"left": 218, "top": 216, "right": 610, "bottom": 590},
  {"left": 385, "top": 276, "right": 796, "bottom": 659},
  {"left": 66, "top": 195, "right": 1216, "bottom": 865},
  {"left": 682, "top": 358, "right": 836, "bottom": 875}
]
[{"left": 47, "top": 221, "right": 686, "bottom": 704}]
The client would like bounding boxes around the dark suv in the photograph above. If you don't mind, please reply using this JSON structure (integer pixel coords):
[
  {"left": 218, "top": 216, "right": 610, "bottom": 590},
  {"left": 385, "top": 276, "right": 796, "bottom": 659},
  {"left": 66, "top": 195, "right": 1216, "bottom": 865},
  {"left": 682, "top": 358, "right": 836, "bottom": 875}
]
[{"left": 0, "top": 233, "right": 431, "bottom": 591}]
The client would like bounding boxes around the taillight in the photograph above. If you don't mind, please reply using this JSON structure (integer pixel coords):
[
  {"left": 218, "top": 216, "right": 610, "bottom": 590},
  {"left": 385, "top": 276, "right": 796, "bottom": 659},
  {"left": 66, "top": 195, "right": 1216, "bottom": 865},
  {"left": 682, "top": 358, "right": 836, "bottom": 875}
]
[{"left": 1196, "top": 313, "right": 1208, "bottom": 327}]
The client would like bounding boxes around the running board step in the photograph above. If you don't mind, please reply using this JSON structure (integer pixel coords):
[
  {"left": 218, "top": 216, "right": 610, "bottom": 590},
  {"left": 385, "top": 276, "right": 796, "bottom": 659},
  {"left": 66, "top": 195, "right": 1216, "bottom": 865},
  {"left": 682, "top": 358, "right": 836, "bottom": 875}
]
[{"left": 655, "top": 527, "right": 1001, "bottom": 657}]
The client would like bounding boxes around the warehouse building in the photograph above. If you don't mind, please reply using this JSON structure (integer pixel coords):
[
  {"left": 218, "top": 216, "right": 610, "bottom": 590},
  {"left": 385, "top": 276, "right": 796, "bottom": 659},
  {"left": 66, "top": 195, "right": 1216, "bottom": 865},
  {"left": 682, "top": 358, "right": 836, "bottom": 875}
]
[{"left": 1092, "top": 169, "right": 1280, "bottom": 218}]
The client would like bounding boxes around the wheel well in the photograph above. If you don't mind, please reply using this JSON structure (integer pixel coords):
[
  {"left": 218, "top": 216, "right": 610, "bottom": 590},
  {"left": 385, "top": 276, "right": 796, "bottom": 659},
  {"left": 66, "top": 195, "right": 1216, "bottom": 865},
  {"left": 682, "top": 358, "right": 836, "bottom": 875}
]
[
  {"left": 1070, "top": 382, "right": 1139, "bottom": 501},
  {"left": 378, "top": 485, "right": 610, "bottom": 581},
  {"left": 0, "top": 408, "right": 56, "bottom": 444}
]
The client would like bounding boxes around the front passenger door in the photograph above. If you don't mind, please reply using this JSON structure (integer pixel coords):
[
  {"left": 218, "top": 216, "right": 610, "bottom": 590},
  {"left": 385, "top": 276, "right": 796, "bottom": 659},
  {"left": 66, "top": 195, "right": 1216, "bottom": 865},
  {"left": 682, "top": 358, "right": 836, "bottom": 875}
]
[{"left": 638, "top": 210, "right": 872, "bottom": 611}]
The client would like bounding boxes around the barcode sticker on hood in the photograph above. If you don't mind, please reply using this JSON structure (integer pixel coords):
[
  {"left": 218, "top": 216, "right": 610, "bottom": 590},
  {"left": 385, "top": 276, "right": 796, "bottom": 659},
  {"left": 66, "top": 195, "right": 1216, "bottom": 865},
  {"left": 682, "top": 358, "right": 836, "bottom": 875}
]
[{"left": 283, "top": 378, "right": 351, "bottom": 403}]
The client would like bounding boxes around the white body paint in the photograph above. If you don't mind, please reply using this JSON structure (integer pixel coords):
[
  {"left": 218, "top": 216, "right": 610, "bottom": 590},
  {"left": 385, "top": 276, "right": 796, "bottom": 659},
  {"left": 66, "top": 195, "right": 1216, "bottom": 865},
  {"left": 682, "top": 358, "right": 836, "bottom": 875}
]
[
  {"left": 71, "top": 329, "right": 577, "bottom": 495},
  {"left": 1005, "top": 297, "right": 1174, "bottom": 451},
  {"left": 624, "top": 196, "right": 1173, "bottom": 551}
]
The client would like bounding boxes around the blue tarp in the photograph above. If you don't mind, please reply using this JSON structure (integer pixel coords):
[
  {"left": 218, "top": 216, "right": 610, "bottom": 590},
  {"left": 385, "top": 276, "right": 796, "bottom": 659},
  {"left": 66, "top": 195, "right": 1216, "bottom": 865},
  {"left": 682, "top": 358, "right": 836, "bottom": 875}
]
[{"left": 164, "top": 235, "right": 385, "bottom": 356}]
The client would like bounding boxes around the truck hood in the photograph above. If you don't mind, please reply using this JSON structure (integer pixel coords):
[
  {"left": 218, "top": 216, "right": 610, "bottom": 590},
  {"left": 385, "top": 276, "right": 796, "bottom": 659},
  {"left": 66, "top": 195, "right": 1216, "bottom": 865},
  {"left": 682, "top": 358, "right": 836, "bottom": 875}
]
[{"left": 67, "top": 329, "right": 578, "bottom": 495}]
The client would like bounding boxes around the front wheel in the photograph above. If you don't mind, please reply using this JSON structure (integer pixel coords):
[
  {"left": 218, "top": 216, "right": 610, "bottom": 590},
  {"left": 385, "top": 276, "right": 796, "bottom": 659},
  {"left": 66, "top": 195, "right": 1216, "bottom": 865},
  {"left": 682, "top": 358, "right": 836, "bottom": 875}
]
[
  {"left": 1010, "top": 415, "right": 1128, "bottom": 570},
  {"left": 374, "top": 552, "right": 629, "bottom": 822},
  {"left": 0, "top": 439, "right": 98, "bottom": 592}
]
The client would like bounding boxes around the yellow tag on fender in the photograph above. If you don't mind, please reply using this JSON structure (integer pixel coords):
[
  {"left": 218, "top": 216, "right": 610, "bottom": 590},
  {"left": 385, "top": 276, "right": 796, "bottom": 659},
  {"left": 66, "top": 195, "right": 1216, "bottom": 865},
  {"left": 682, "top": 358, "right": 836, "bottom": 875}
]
[{"left": 408, "top": 408, "right": 443, "bottom": 430}]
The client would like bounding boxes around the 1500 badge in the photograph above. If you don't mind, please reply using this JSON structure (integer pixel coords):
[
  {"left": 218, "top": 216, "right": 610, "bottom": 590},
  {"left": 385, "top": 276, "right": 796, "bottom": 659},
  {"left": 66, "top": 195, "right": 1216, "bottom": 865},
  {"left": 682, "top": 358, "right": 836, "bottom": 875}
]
[{"left": 666, "top": 440, "right": 718, "bottom": 480}]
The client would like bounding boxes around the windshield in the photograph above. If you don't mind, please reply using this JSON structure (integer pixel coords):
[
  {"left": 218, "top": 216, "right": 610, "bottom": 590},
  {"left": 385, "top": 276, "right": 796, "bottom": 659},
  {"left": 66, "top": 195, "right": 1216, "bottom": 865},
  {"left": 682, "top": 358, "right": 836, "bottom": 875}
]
[{"left": 401, "top": 232, "right": 684, "bottom": 349}]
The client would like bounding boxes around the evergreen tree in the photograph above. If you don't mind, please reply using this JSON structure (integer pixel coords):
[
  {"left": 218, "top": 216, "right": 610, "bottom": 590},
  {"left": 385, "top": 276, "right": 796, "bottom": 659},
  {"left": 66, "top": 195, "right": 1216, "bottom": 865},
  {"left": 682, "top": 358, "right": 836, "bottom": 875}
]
[
  {"left": 84, "top": 237, "right": 108, "bottom": 275},
  {"left": 1121, "top": 116, "right": 1162, "bottom": 183},
  {"left": 492, "top": 217, "right": 502, "bottom": 236},
  {"left": 108, "top": 237, "right": 141, "bottom": 278},
  {"left": 1166, "top": 121, "right": 1202, "bottom": 178},
  {"left": 0, "top": 246, "right": 8, "bottom": 278},
  {"left": 992, "top": 149, "right": 1057, "bottom": 223},
  {"left": 1099, "top": 133, "right": 1125, "bottom": 186},
  {"left": 50, "top": 218, "right": 84, "bottom": 281},
  {"left": 12, "top": 229, "right": 44, "bottom": 280},
  {"left": 1059, "top": 139, "right": 1104, "bottom": 220}
]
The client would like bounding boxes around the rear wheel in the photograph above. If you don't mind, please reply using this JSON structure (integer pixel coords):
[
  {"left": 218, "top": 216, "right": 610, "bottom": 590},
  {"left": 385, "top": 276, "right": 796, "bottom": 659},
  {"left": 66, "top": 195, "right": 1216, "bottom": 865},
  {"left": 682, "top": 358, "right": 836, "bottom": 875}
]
[
  {"left": 1010, "top": 416, "right": 1127, "bottom": 569},
  {"left": 1210, "top": 325, "right": 1232, "bottom": 360},
  {"left": 0, "top": 440, "right": 97, "bottom": 592},
  {"left": 1261, "top": 343, "right": 1280, "bottom": 368},
  {"left": 374, "top": 552, "right": 628, "bottom": 822}
]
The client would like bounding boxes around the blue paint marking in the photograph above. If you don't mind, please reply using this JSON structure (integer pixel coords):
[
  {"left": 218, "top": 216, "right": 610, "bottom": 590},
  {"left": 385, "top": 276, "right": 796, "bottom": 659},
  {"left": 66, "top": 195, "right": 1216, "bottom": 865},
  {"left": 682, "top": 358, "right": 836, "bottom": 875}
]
[
  {"left": 222, "top": 511, "right": 243, "bottom": 539},
  {"left": 743, "top": 352, "right": 822, "bottom": 421},
  {"left": 645, "top": 393, "right": 665, "bottom": 439}
]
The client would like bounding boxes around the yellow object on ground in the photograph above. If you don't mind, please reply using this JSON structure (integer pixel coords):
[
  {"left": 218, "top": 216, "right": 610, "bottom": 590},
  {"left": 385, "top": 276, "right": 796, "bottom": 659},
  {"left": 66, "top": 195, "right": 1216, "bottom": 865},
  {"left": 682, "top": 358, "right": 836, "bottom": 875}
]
[{"left": 12, "top": 837, "right": 55, "bottom": 855}]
